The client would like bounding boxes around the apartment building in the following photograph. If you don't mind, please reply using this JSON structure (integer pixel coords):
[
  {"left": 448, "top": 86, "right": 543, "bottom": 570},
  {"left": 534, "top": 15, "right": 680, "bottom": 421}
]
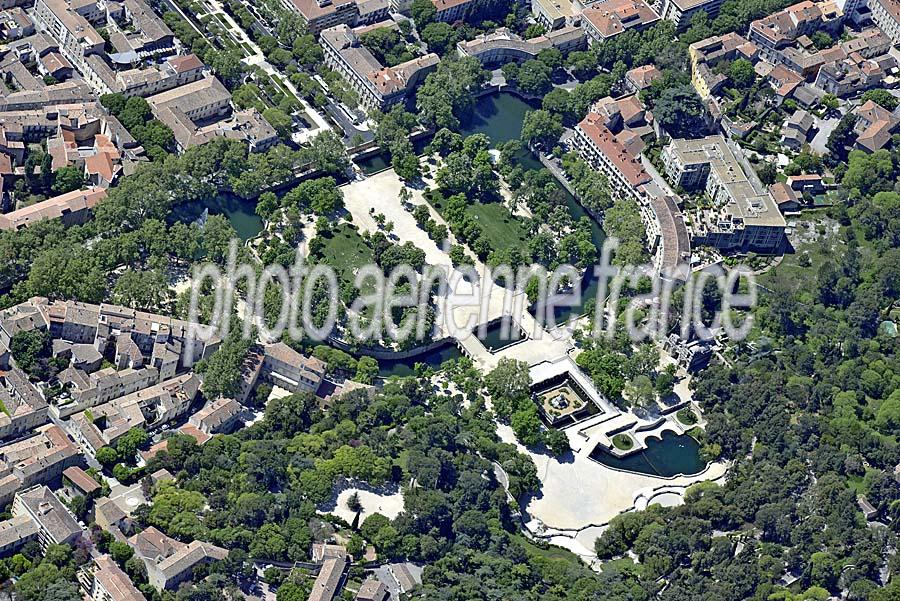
[
  {"left": 147, "top": 74, "right": 229, "bottom": 134},
  {"left": 659, "top": 0, "right": 725, "bottom": 30},
  {"left": 0, "top": 368, "right": 49, "bottom": 440},
  {"left": 0, "top": 515, "right": 39, "bottom": 557},
  {"left": 581, "top": 0, "right": 660, "bottom": 44},
  {"left": 0, "top": 424, "right": 78, "bottom": 508},
  {"left": 95, "top": 303, "right": 219, "bottom": 367},
  {"left": 748, "top": 0, "right": 843, "bottom": 63},
  {"left": 320, "top": 23, "right": 439, "bottom": 111},
  {"left": 288, "top": 0, "right": 388, "bottom": 36},
  {"left": 572, "top": 104, "right": 652, "bottom": 200},
  {"left": 0, "top": 304, "right": 46, "bottom": 351},
  {"left": 129, "top": 526, "right": 228, "bottom": 590},
  {"left": 780, "top": 108, "right": 815, "bottom": 151},
  {"left": 70, "top": 373, "right": 200, "bottom": 456},
  {"left": 0, "top": 8, "right": 34, "bottom": 40},
  {"left": 663, "top": 135, "right": 786, "bottom": 252},
  {"left": 646, "top": 192, "right": 691, "bottom": 276},
  {"left": 0, "top": 104, "right": 137, "bottom": 168},
  {"left": 106, "top": 0, "right": 174, "bottom": 58},
  {"left": 93, "top": 497, "right": 129, "bottom": 537},
  {"left": 532, "top": 0, "right": 578, "bottom": 30},
  {"left": 852, "top": 99, "right": 900, "bottom": 151},
  {"left": 188, "top": 398, "right": 242, "bottom": 435},
  {"left": 33, "top": 0, "right": 104, "bottom": 73},
  {"left": 432, "top": 0, "right": 475, "bottom": 22},
  {"left": 0, "top": 187, "right": 107, "bottom": 232},
  {"left": 0, "top": 41, "right": 95, "bottom": 112},
  {"left": 85, "top": 53, "right": 205, "bottom": 98},
  {"left": 457, "top": 26, "right": 586, "bottom": 67},
  {"left": 764, "top": 26, "right": 890, "bottom": 83},
  {"left": 2, "top": 296, "right": 217, "bottom": 395},
  {"left": 870, "top": 0, "right": 900, "bottom": 43},
  {"left": 58, "top": 365, "right": 160, "bottom": 418},
  {"left": 571, "top": 96, "right": 691, "bottom": 274},
  {"left": 814, "top": 52, "right": 896, "bottom": 97},
  {"left": 79, "top": 555, "right": 147, "bottom": 601},
  {"left": 309, "top": 544, "right": 350, "bottom": 601},
  {"left": 261, "top": 342, "right": 327, "bottom": 394},
  {"left": 147, "top": 75, "right": 277, "bottom": 153},
  {"left": 34, "top": 0, "right": 183, "bottom": 98},
  {"left": 11, "top": 485, "right": 82, "bottom": 551},
  {"left": 688, "top": 33, "right": 758, "bottom": 100}
]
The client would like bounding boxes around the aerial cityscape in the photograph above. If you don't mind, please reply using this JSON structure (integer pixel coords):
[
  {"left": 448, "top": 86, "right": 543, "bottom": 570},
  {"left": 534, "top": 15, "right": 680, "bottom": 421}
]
[{"left": 0, "top": 0, "right": 896, "bottom": 598}]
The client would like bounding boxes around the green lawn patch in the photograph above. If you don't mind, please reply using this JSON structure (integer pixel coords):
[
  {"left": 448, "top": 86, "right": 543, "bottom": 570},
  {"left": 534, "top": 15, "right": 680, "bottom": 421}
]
[
  {"left": 428, "top": 195, "right": 529, "bottom": 252},
  {"left": 847, "top": 468, "right": 880, "bottom": 495},
  {"left": 612, "top": 434, "right": 634, "bottom": 451},
  {"left": 319, "top": 223, "right": 373, "bottom": 286},
  {"left": 513, "top": 533, "right": 584, "bottom": 565},
  {"left": 677, "top": 408, "right": 698, "bottom": 425}
]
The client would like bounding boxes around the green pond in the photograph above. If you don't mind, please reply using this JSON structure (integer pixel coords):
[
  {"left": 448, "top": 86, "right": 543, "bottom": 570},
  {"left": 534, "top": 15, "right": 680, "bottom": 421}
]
[
  {"left": 476, "top": 319, "right": 524, "bottom": 352},
  {"left": 374, "top": 341, "right": 463, "bottom": 378},
  {"left": 176, "top": 194, "right": 264, "bottom": 241},
  {"left": 590, "top": 431, "right": 708, "bottom": 477}
]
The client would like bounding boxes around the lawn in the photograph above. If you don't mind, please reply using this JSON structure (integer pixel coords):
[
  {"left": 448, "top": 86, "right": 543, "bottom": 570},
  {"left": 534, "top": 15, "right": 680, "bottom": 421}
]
[
  {"left": 677, "top": 408, "right": 698, "bottom": 425},
  {"left": 428, "top": 195, "right": 529, "bottom": 252},
  {"left": 319, "top": 223, "right": 373, "bottom": 286},
  {"left": 612, "top": 434, "right": 634, "bottom": 451},
  {"left": 468, "top": 202, "right": 529, "bottom": 250},
  {"left": 512, "top": 533, "right": 585, "bottom": 565},
  {"left": 846, "top": 468, "right": 880, "bottom": 495}
]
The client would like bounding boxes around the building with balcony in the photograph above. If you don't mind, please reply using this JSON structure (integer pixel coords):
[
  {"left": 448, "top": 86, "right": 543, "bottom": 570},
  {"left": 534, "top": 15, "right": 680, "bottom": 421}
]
[
  {"left": 659, "top": 0, "right": 725, "bottom": 30},
  {"left": 870, "top": 0, "right": 900, "bottom": 43},
  {"left": 288, "top": 0, "right": 389, "bottom": 35},
  {"left": 79, "top": 555, "right": 147, "bottom": 601},
  {"left": 663, "top": 135, "right": 786, "bottom": 252},
  {"left": 581, "top": 0, "right": 659, "bottom": 44},
  {"left": 457, "top": 26, "right": 586, "bottom": 67},
  {"left": 748, "top": 0, "right": 843, "bottom": 64},
  {"left": 321, "top": 23, "right": 439, "bottom": 111},
  {"left": 12, "top": 485, "right": 82, "bottom": 551},
  {"left": 688, "top": 33, "right": 758, "bottom": 100}
]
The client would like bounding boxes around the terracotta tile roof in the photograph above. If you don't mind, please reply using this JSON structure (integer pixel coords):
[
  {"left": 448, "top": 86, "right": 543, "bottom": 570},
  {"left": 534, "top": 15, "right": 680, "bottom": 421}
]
[
  {"left": 63, "top": 466, "right": 100, "bottom": 494},
  {"left": 582, "top": 0, "right": 659, "bottom": 38},
  {"left": 167, "top": 54, "right": 203, "bottom": 74},
  {"left": 177, "top": 424, "right": 211, "bottom": 445},
  {"left": 626, "top": 64, "right": 662, "bottom": 89},
  {"left": 84, "top": 152, "right": 117, "bottom": 182},
  {"left": 769, "top": 182, "right": 798, "bottom": 206},
  {"left": 577, "top": 112, "right": 651, "bottom": 187},
  {"left": 0, "top": 187, "right": 106, "bottom": 231},
  {"left": 91, "top": 555, "right": 147, "bottom": 601}
]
